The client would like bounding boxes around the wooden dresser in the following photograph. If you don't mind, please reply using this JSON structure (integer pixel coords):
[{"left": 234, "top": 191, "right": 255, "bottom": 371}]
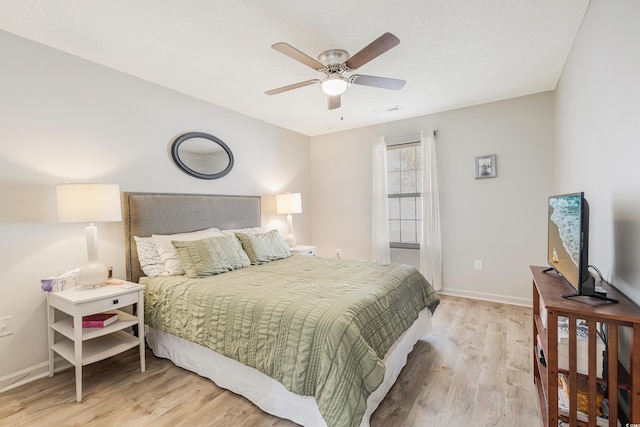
[{"left": 531, "top": 266, "right": 640, "bottom": 426}]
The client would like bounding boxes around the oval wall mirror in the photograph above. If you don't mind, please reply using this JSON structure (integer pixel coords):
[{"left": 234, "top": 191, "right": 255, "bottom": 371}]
[{"left": 171, "top": 132, "right": 234, "bottom": 179}]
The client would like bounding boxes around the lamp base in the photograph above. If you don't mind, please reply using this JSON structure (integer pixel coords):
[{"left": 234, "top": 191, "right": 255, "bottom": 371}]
[
  {"left": 284, "top": 234, "right": 297, "bottom": 247},
  {"left": 78, "top": 261, "right": 109, "bottom": 288}
]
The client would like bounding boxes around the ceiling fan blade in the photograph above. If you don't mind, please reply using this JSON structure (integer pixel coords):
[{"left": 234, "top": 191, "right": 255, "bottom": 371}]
[
  {"left": 344, "top": 32, "right": 400, "bottom": 70},
  {"left": 265, "top": 79, "right": 319, "bottom": 95},
  {"left": 328, "top": 95, "right": 341, "bottom": 110},
  {"left": 351, "top": 74, "right": 406, "bottom": 90},
  {"left": 272, "top": 42, "right": 326, "bottom": 71}
]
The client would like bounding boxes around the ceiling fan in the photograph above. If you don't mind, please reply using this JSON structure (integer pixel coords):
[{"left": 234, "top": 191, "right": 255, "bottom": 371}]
[{"left": 265, "top": 32, "right": 406, "bottom": 110}]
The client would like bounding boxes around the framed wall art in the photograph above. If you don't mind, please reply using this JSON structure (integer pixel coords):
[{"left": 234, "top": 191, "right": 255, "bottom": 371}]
[{"left": 475, "top": 154, "right": 496, "bottom": 179}]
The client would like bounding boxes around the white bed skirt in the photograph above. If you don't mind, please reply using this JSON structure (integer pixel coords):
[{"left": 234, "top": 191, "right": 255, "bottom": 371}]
[{"left": 145, "top": 307, "right": 433, "bottom": 427}]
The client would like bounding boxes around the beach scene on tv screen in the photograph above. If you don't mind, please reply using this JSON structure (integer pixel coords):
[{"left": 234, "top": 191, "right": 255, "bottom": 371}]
[{"left": 549, "top": 195, "right": 580, "bottom": 286}]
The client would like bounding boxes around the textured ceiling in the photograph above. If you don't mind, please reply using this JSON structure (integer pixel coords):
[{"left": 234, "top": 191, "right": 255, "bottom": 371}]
[{"left": 0, "top": 0, "right": 590, "bottom": 136}]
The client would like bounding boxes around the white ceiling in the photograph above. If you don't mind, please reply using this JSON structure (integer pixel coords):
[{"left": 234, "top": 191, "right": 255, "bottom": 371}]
[{"left": 0, "top": 0, "right": 590, "bottom": 137}]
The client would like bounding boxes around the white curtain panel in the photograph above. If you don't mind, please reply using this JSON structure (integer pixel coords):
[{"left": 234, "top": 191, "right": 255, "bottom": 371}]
[
  {"left": 371, "top": 136, "right": 391, "bottom": 263},
  {"left": 420, "top": 129, "right": 443, "bottom": 290}
]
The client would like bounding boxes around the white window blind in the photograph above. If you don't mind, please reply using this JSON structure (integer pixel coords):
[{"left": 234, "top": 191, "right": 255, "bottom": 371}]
[{"left": 386, "top": 141, "right": 421, "bottom": 249}]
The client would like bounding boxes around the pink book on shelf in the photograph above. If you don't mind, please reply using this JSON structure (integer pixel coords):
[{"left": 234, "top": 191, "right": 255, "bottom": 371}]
[{"left": 72, "top": 313, "right": 118, "bottom": 328}]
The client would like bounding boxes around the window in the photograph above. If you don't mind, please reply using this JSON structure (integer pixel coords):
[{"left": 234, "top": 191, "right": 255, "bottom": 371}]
[{"left": 386, "top": 142, "right": 422, "bottom": 249}]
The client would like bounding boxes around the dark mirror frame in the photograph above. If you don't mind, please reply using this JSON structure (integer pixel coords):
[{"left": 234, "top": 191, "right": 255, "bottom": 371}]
[{"left": 171, "top": 132, "right": 234, "bottom": 180}]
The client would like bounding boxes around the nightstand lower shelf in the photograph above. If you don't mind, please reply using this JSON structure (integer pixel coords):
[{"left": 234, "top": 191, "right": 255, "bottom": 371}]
[{"left": 51, "top": 331, "right": 140, "bottom": 366}]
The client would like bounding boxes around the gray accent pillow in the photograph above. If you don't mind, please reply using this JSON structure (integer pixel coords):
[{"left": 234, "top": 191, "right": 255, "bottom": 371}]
[
  {"left": 236, "top": 230, "right": 292, "bottom": 265},
  {"left": 172, "top": 238, "right": 233, "bottom": 277}
]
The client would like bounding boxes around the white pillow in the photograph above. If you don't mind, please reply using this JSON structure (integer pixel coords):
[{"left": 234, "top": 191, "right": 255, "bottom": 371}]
[
  {"left": 152, "top": 228, "right": 221, "bottom": 276},
  {"left": 133, "top": 236, "right": 164, "bottom": 278},
  {"left": 221, "top": 227, "right": 267, "bottom": 236}
]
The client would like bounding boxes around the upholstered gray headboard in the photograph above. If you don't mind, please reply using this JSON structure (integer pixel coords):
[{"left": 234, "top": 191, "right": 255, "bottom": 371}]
[{"left": 123, "top": 192, "right": 261, "bottom": 283}]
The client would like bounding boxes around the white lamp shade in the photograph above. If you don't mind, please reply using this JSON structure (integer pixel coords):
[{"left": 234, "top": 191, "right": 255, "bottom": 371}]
[
  {"left": 276, "top": 193, "right": 302, "bottom": 215},
  {"left": 321, "top": 78, "right": 348, "bottom": 96},
  {"left": 56, "top": 183, "right": 121, "bottom": 288},
  {"left": 56, "top": 184, "right": 122, "bottom": 223}
]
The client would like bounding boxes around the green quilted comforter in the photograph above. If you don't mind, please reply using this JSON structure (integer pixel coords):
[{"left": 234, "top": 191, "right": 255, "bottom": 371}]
[{"left": 142, "top": 255, "right": 439, "bottom": 427}]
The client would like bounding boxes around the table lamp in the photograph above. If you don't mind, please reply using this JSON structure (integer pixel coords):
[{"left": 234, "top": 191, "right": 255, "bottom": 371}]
[
  {"left": 276, "top": 192, "right": 302, "bottom": 247},
  {"left": 56, "top": 183, "right": 122, "bottom": 288}
]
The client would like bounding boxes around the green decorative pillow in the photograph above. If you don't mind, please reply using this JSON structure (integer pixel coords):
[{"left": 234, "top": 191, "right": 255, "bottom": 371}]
[
  {"left": 152, "top": 228, "right": 221, "bottom": 276},
  {"left": 211, "top": 234, "right": 251, "bottom": 269},
  {"left": 235, "top": 230, "right": 292, "bottom": 265},
  {"left": 172, "top": 238, "right": 233, "bottom": 277}
]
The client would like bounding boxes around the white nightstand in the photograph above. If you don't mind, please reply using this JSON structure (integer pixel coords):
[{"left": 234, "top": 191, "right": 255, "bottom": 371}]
[
  {"left": 291, "top": 245, "right": 316, "bottom": 256},
  {"left": 47, "top": 281, "right": 145, "bottom": 402}
]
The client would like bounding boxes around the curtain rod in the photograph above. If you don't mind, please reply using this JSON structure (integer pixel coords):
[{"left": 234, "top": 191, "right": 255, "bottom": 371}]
[{"left": 386, "top": 130, "right": 437, "bottom": 146}]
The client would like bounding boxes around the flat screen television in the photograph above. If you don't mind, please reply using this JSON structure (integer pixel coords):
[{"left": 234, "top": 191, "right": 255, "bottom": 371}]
[{"left": 545, "top": 192, "right": 616, "bottom": 302}]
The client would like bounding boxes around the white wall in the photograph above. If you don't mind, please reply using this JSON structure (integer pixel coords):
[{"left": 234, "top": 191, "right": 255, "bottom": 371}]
[
  {"left": 310, "top": 92, "right": 555, "bottom": 306},
  {"left": 8, "top": 0, "right": 632, "bottom": 390},
  {"left": 555, "top": 0, "right": 640, "bottom": 303},
  {"left": 553, "top": 0, "right": 640, "bottom": 402},
  {"left": 0, "top": 30, "right": 311, "bottom": 388}
]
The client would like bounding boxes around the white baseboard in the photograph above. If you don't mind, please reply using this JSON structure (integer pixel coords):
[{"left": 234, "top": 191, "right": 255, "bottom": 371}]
[
  {"left": 438, "top": 287, "right": 532, "bottom": 307},
  {"left": 0, "top": 357, "right": 71, "bottom": 393}
]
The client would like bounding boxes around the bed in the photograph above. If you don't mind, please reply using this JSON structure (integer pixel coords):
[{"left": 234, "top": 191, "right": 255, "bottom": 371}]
[{"left": 123, "top": 192, "right": 440, "bottom": 427}]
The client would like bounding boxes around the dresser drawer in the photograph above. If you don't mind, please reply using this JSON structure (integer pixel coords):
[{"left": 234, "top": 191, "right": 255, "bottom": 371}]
[{"left": 80, "top": 291, "right": 139, "bottom": 315}]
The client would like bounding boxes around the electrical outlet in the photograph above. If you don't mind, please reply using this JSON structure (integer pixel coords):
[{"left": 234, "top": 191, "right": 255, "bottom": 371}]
[
  {"left": 0, "top": 315, "right": 13, "bottom": 337},
  {"left": 474, "top": 260, "right": 483, "bottom": 271}
]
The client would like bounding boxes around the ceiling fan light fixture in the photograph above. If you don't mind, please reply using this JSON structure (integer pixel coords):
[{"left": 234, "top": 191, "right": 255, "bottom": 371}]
[
  {"left": 321, "top": 77, "right": 349, "bottom": 96},
  {"left": 267, "top": 33, "right": 403, "bottom": 110}
]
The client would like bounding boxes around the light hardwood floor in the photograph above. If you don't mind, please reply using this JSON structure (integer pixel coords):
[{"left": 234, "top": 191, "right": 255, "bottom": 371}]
[{"left": 0, "top": 296, "right": 542, "bottom": 427}]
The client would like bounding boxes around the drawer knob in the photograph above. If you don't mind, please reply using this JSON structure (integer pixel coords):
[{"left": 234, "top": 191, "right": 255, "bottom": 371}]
[{"left": 113, "top": 299, "right": 119, "bottom": 304}]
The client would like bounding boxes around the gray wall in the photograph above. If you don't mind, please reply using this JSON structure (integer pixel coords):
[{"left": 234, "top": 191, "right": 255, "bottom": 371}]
[
  {"left": 554, "top": 0, "right": 640, "bottom": 374},
  {"left": 0, "top": 30, "right": 311, "bottom": 389},
  {"left": 555, "top": 0, "right": 640, "bottom": 302},
  {"left": 310, "top": 92, "right": 555, "bottom": 306}
]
